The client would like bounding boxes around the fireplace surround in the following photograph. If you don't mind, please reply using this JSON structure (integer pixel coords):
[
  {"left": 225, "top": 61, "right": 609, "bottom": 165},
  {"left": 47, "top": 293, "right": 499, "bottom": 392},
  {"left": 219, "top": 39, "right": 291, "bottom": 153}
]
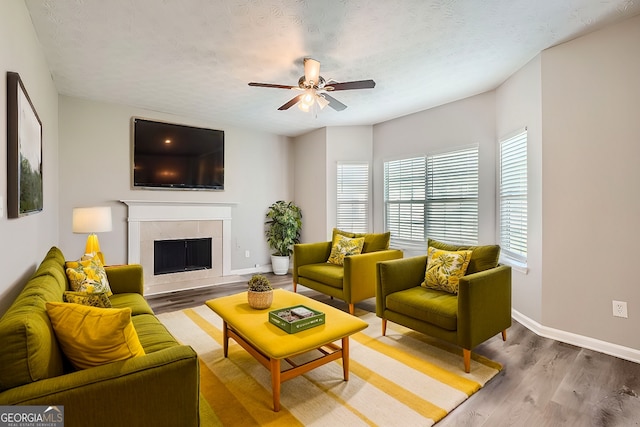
[{"left": 121, "top": 200, "right": 234, "bottom": 295}]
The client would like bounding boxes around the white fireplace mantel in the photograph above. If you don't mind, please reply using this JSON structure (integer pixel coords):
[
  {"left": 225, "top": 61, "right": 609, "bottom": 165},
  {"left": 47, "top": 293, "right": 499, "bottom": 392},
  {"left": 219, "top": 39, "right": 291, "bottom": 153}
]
[{"left": 120, "top": 200, "right": 235, "bottom": 276}]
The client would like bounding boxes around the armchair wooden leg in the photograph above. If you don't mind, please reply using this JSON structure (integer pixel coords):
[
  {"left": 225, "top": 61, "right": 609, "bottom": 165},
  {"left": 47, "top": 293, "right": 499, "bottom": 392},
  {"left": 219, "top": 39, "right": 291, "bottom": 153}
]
[
  {"left": 463, "top": 349, "right": 471, "bottom": 373},
  {"left": 292, "top": 280, "right": 297, "bottom": 293},
  {"left": 348, "top": 303, "right": 355, "bottom": 315},
  {"left": 382, "top": 319, "right": 387, "bottom": 336},
  {"left": 502, "top": 330, "right": 507, "bottom": 341}
]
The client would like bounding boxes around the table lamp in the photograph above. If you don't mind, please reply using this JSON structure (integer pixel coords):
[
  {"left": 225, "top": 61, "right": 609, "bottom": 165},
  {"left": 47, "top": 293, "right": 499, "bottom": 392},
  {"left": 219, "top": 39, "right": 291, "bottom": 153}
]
[{"left": 72, "top": 206, "right": 112, "bottom": 264}]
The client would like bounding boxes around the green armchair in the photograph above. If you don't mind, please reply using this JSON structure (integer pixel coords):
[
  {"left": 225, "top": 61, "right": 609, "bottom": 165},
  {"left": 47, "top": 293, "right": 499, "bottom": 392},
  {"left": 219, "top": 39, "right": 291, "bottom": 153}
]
[
  {"left": 293, "top": 229, "right": 403, "bottom": 314},
  {"left": 376, "top": 239, "right": 511, "bottom": 372}
]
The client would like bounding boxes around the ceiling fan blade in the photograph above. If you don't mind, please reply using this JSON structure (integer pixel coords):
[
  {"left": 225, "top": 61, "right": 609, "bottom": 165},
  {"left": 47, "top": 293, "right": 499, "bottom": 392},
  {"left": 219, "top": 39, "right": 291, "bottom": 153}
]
[
  {"left": 328, "top": 80, "right": 376, "bottom": 91},
  {"left": 278, "top": 94, "right": 303, "bottom": 110},
  {"left": 249, "top": 82, "right": 296, "bottom": 89},
  {"left": 303, "top": 58, "right": 321, "bottom": 85},
  {"left": 322, "top": 94, "right": 347, "bottom": 111}
]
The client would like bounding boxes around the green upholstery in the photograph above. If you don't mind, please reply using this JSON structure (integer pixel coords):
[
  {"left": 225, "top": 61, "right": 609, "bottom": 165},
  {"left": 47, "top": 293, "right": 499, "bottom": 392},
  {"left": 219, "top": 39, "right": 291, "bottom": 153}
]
[
  {"left": 427, "top": 238, "right": 500, "bottom": 274},
  {"left": 294, "top": 230, "right": 403, "bottom": 314},
  {"left": 376, "top": 241, "right": 511, "bottom": 372},
  {"left": 0, "top": 246, "right": 202, "bottom": 427},
  {"left": 297, "top": 263, "right": 344, "bottom": 288}
]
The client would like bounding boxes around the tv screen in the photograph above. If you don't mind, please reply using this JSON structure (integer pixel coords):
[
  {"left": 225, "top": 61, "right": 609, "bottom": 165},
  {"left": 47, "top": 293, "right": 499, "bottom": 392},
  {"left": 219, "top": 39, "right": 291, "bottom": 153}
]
[{"left": 132, "top": 118, "right": 224, "bottom": 190}]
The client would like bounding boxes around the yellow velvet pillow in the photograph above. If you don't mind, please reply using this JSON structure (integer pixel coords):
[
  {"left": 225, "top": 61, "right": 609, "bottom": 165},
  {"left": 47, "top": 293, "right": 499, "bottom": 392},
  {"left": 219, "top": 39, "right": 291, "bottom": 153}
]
[
  {"left": 46, "top": 302, "right": 145, "bottom": 370},
  {"left": 327, "top": 234, "right": 365, "bottom": 266},
  {"left": 65, "top": 256, "right": 112, "bottom": 296},
  {"left": 422, "top": 246, "right": 473, "bottom": 294}
]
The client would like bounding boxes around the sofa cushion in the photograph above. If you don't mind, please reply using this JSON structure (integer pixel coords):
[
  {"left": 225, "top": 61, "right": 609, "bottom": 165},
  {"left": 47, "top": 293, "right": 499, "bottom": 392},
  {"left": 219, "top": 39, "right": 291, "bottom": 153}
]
[
  {"left": 132, "top": 314, "right": 181, "bottom": 353},
  {"left": 422, "top": 247, "right": 472, "bottom": 294},
  {"left": 327, "top": 234, "right": 365, "bottom": 265},
  {"left": 109, "top": 293, "right": 155, "bottom": 316},
  {"left": 428, "top": 239, "right": 500, "bottom": 274},
  {"left": 298, "top": 263, "right": 344, "bottom": 288},
  {"left": 64, "top": 291, "right": 112, "bottom": 308},
  {"left": 46, "top": 302, "right": 145, "bottom": 370},
  {"left": 386, "top": 286, "right": 458, "bottom": 331},
  {"left": 65, "top": 256, "right": 112, "bottom": 296},
  {"left": 0, "top": 274, "right": 65, "bottom": 392},
  {"left": 332, "top": 228, "right": 357, "bottom": 239},
  {"left": 357, "top": 231, "right": 391, "bottom": 253},
  {"left": 331, "top": 228, "right": 391, "bottom": 254}
]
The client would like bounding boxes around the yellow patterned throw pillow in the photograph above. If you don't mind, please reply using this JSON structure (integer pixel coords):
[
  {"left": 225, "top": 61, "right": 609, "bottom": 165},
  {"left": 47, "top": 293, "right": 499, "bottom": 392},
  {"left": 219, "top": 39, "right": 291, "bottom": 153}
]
[
  {"left": 46, "top": 302, "right": 145, "bottom": 370},
  {"left": 63, "top": 291, "right": 112, "bottom": 308},
  {"left": 327, "top": 234, "right": 365, "bottom": 266},
  {"left": 65, "top": 256, "right": 112, "bottom": 296},
  {"left": 422, "top": 246, "right": 473, "bottom": 294}
]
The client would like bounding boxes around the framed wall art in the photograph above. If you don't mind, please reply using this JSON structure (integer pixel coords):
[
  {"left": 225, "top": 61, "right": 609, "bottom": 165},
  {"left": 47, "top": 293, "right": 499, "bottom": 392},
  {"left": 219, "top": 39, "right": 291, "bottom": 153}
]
[{"left": 7, "top": 71, "right": 43, "bottom": 218}]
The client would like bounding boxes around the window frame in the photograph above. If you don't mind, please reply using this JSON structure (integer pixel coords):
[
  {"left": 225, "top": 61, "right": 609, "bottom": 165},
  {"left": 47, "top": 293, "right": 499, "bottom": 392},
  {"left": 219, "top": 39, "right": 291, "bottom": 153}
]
[
  {"left": 336, "top": 161, "right": 370, "bottom": 234},
  {"left": 425, "top": 145, "right": 479, "bottom": 245},
  {"left": 498, "top": 128, "right": 528, "bottom": 267},
  {"left": 383, "top": 145, "right": 479, "bottom": 248}
]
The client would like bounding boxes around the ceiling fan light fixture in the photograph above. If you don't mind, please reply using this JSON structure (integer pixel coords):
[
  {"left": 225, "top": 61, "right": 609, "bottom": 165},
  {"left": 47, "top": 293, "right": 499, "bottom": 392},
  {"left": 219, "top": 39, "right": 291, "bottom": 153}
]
[
  {"left": 298, "top": 102, "right": 311, "bottom": 112},
  {"left": 303, "top": 58, "right": 320, "bottom": 87},
  {"left": 316, "top": 95, "right": 329, "bottom": 110},
  {"left": 249, "top": 58, "right": 375, "bottom": 112},
  {"left": 300, "top": 89, "right": 316, "bottom": 108}
]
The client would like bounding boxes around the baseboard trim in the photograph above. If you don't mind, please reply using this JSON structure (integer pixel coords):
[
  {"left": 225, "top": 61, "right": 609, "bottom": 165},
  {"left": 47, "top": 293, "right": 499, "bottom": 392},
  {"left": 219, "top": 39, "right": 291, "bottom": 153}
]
[
  {"left": 512, "top": 309, "right": 640, "bottom": 364},
  {"left": 231, "top": 265, "right": 273, "bottom": 276}
]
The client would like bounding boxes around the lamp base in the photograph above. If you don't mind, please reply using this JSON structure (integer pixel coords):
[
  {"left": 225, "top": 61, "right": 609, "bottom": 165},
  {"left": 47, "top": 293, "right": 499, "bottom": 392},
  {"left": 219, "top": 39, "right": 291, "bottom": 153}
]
[{"left": 85, "top": 234, "right": 105, "bottom": 265}]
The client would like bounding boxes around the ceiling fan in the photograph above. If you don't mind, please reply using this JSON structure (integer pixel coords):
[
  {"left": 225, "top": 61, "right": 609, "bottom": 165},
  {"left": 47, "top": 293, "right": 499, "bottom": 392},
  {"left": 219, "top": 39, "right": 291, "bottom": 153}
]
[{"left": 248, "top": 58, "right": 376, "bottom": 112}]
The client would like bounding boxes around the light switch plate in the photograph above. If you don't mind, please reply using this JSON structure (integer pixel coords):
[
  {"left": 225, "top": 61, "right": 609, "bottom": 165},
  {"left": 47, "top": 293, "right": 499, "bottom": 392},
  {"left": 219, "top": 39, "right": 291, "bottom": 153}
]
[{"left": 0, "top": 195, "right": 3, "bottom": 218}]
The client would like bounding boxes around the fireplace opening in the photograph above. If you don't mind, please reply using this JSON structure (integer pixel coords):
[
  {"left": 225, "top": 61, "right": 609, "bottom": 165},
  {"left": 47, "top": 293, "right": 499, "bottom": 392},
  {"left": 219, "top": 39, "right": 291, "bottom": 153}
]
[{"left": 154, "top": 238, "right": 212, "bottom": 275}]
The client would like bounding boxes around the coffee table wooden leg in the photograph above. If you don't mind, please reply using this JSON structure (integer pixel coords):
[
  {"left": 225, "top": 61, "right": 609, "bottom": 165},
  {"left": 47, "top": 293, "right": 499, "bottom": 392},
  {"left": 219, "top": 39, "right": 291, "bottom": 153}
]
[
  {"left": 270, "top": 358, "right": 281, "bottom": 412},
  {"left": 222, "top": 321, "right": 229, "bottom": 357},
  {"left": 342, "top": 336, "right": 350, "bottom": 381}
]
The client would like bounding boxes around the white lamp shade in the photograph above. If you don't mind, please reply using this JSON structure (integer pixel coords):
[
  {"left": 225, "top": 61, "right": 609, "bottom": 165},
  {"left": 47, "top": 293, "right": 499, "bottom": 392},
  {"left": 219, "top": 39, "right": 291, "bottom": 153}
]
[{"left": 72, "top": 207, "right": 113, "bottom": 233}]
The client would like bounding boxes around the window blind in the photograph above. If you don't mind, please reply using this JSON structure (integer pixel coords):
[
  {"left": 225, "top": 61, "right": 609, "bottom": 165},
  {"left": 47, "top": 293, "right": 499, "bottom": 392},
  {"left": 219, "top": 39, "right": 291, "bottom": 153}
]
[
  {"left": 336, "top": 162, "right": 369, "bottom": 233},
  {"left": 499, "top": 130, "right": 528, "bottom": 262},
  {"left": 426, "top": 146, "right": 478, "bottom": 244},
  {"left": 383, "top": 157, "right": 426, "bottom": 243}
]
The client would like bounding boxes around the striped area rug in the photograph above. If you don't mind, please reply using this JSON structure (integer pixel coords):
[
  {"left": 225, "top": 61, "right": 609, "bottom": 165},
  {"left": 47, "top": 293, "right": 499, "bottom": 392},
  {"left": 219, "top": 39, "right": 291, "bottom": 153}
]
[{"left": 157, "top": 305, "right": 501, "bottom": 426}]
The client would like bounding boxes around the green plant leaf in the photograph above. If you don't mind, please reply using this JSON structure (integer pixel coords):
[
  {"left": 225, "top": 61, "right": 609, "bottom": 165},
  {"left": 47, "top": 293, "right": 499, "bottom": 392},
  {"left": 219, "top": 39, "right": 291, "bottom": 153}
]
[{"left": 264, "top": 200, "right": 302, "bottom": 256}]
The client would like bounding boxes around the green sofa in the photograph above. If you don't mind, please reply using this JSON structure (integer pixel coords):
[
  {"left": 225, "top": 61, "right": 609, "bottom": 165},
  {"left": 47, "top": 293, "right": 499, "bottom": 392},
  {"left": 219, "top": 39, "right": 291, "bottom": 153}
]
[
  {"left": 376, "top": 239, "right": 512, "bottom": 372},
  {"left": 293, "top": 229, "right": 403, "bottom": 314},
  {"left": 0, "top": 247, "right": 202, "bottom": 427}
]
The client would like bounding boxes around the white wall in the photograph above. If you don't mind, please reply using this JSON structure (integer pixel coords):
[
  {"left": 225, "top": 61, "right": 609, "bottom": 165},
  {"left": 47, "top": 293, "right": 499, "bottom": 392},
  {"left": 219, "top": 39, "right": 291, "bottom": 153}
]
[
  {"left": 372, "top": 91, "right": 497, "bottom": 255},
  {"left": 58, "top": 96, "right": 293, "bottom": 272},
  {"left": 0, "top": 1, "right": 59, "bottom": 316},
  {"left": 293, "top": 128, "right": 327, "bottom": 243},
  {"left": 495, "top": 55, "right": 543, "bottom": 323},
  {"left": 540, "top": 14, "right": 640, "bottom": 350}
]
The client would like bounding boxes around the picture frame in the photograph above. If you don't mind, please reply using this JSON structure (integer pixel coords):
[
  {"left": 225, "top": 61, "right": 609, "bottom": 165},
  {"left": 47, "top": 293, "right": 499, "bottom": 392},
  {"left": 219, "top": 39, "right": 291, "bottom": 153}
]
[{"left": 7, "top": 71, "right": 43, "bottom": 218}]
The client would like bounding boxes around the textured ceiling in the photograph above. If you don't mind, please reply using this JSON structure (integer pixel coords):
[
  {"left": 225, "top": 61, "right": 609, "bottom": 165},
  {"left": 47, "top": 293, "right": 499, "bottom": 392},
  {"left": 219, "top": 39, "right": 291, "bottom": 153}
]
[{"left": 24, "top": 0, "right": 640, "bottom": 137}]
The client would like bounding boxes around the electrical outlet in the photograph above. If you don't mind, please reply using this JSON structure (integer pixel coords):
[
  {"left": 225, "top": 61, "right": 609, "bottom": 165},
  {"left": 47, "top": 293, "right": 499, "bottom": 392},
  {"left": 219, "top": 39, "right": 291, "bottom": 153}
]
[
  {"left": 612, "top": 300, "right": 628, "bottom": 318},
  {"left": 245, "top": 250, "right": 250, "bottom": 258}
]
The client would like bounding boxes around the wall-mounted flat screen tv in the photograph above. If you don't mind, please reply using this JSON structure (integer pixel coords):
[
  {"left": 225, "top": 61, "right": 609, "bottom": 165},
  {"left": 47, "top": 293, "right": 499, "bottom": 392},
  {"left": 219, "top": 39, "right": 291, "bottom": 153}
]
[{"left": 132, "top": 118, "right": 224, "bottom": 190}]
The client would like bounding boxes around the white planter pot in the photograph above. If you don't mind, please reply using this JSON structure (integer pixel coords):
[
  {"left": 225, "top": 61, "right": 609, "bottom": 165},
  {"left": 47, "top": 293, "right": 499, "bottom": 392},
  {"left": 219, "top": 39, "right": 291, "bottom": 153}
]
[{"left": 271, "top": 255, "right": 290, "bottom": 275}]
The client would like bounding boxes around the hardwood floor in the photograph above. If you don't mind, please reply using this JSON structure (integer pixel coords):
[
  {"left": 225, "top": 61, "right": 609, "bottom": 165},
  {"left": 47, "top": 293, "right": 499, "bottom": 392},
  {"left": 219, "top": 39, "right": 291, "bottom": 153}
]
[{"left": 147, "top": 274, "right": 640, "bottom": 426}]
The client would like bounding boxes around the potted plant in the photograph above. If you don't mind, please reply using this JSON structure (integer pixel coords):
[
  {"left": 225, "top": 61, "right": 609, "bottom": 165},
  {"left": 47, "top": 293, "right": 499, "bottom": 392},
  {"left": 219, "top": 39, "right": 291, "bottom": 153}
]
[
  {"left": 265, "top": 200, "right": 302, "bottom": 275},
  {"left": 247, "top": 274, "right": 273, "bottom": 309}
]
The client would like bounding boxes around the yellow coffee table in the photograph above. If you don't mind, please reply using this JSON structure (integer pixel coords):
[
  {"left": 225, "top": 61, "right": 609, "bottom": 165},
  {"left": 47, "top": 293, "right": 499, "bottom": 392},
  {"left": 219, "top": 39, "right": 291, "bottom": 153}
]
[{"left": 206, "top": 288, "right": 368, "bottom": 411}]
